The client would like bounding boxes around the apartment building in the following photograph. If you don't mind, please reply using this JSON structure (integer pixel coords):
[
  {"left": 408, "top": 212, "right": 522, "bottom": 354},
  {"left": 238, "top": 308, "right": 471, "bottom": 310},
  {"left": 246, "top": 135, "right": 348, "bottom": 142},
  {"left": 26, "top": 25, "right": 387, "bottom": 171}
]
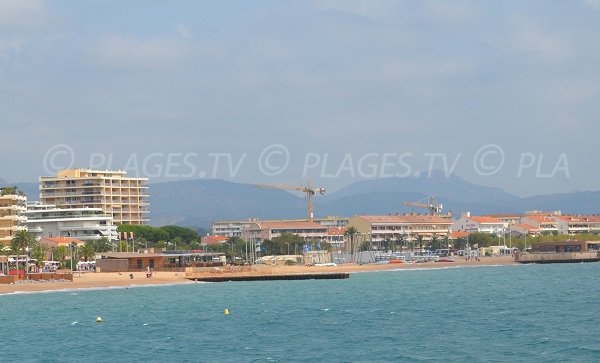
[
  {"left": 40, "top": 169, "right": 149, "bottom": 225},
  {"left": 212, "top": 216, "right": 348, "bottom": 238},
  {"left": 520, "top": 215, "right": 559, "bottom": 235},
  {"left": 241, "top": 221, "right": 329, "bottom": 244},
  {"left": 211, "top": 218, "right": 259, "bottom": 238},
  {"left": 0, "top": 189, "right": 27, "bottom": 246},
  {"left": 453, "top": 213, "right": 507, "bottom": 234},
  {"left": 554, "top": 215, "right": 600, "bottom": 235},
  {"left": 24, "top": 202, "right": 117, "bottom": 241},
  {"left": 349, "top": 214, "right": 453, "bottom": 243}
]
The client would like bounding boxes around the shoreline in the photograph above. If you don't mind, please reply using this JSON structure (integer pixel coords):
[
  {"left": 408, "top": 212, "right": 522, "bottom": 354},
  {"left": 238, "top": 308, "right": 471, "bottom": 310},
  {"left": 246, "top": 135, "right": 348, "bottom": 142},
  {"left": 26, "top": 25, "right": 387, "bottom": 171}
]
[{"left": 0, "top": 256, "right": 516, "bottom": 295}]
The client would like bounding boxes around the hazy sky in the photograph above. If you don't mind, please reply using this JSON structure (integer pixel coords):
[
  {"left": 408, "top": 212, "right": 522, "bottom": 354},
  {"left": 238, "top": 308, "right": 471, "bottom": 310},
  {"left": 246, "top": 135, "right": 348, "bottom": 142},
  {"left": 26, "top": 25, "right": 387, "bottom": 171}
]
[{"left": 1, "top": 0, "right": 599, "bottom": 196}]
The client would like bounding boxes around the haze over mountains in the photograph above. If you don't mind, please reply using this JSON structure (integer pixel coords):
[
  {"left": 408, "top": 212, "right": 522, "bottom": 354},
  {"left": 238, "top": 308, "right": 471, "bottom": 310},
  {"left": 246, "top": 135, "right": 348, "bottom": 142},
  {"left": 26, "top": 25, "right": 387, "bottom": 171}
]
[{"left": 6, "top": 171, "right": 599, "bottom": 228}]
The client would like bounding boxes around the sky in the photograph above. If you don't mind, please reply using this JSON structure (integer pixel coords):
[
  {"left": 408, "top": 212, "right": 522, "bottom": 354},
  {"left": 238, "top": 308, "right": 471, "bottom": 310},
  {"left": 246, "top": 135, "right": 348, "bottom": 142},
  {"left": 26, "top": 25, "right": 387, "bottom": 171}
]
[{"left": 1, "top": 0, "right": 599, "bottom": 197}]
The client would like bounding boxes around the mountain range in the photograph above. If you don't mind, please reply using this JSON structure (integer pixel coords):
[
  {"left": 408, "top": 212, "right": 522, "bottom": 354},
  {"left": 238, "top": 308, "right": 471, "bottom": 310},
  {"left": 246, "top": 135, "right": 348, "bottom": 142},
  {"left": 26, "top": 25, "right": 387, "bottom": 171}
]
[{"left": 6, "top": 171, "right": 599, "bottom": 228}]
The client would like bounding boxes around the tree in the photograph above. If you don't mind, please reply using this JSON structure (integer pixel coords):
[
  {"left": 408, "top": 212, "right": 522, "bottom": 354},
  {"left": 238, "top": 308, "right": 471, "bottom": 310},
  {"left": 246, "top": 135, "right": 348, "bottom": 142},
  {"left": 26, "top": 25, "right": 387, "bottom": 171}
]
[
  {"left": 11, "top": 230, "right": 34, "bottom": 255},
  {"left": 431, "top": 234, "right": 439, "bottom": 251},
  {"left": 270, "top": 233, "right": 306, "bottom": 255},
  {"left": 416, "top": 235, "right": 424, "bottom": 252},
  {"left": 82, "top": 242, "right": 96, "bottom": 262},
  {"left": 31, "top": 242, "right": 47, "bottom": 268},
  {"left": 52, "top": 246, "right": 68, "bottom": 262},
  {"left": 344, "top": 226, "right": 359, "bottom": 254},
  {"left": 467, "top": 232, "right": 496, "bottom": 248},
  {"left": 454, "top": 237, "right": 467, "bottom": 250},
  {"left": 69, "top": 242, "right": 80, "bottom": 271},
  {"left": 395, "top": 235, "right": 407, "bottom": 252},
  {"left": 92, "top": 237, "right": 113, "bottom": 253},
  {"left": 359, "top": 240, "right": 370, "bottom": 251}
]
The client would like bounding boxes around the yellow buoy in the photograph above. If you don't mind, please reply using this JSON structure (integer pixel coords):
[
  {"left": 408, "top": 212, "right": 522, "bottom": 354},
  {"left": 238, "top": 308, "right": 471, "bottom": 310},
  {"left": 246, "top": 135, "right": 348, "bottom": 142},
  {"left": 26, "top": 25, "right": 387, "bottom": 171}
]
[
  {"left": 224, "top": 309, "right": 229, "bottom": 315},
  {"left": 96, "top": 316, "right": 103, "bottom": 323}
]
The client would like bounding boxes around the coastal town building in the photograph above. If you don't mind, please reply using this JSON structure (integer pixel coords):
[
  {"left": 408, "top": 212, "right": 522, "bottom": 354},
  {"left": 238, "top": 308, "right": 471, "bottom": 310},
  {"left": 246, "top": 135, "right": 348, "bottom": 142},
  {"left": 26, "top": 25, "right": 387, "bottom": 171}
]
[
  {"left": 520, "top": 214, "right": 559, "bottom": 235},
  {"left": 40, "top": 169, "right": 149, "bottom": 225},
  {"left": 0, "top": 188, "right": 27, "bottom": 246},
  {"left": 39, "top": 236, "right": 84, "bottom": 249},
  {"left": 348, "top": 214, "right": 453, "bottom": 245},
  {"left": 509, "top": 223, "right": 540, "bottom": 236},
  {"left": 201, "top": 235, "right": 228, "bottom": 245},
  {"left": 241, "top": 221, "right": 329, "bottom": 243},
  {"left": 453, "top": 213, "right": 507, "bottom": 234},
  {"left": 24, "top": 202, "right": 117, "bottom": 241},
  {"left": 486, "top": 214, "right": 521, "bottom": 225},
  {"left": 211, "top": 216, "right": 348, "bottom": 238},
  {"left": 96, "top": 250, "right": 226, "bottom": 272},
  {"left": 325, "top": 227, "right": 347, "bottom": 250},
  {"left": 532, "top": 240, "right": 600, "bottom": 253},
  {"left": 553, "top": 215, "right": 600, "bottom": 235},
  {"left": 211, "top": 218, "right": 259, "bottom": 238}
]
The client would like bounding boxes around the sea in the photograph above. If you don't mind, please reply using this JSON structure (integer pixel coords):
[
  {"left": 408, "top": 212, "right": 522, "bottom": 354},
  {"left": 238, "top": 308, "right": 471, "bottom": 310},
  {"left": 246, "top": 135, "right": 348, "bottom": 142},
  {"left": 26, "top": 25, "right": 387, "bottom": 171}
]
[{"left": 1, "top": 263, "right": 600, "bottom": 363}]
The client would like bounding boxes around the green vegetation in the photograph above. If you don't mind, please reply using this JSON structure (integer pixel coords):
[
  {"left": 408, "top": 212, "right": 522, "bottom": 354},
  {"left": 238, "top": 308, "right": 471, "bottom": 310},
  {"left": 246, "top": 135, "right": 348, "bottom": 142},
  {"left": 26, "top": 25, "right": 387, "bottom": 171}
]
[
  {"left": 344, "top": 226, "right": 359, "bottom": 254},
  {"left": 117, "top": 224, "right": 202, "bottom": 250},
  {"left": 30, "top": 242, "right": 47, "bottom": 268},
  {"left": 0, "top": 186, "right": 23, "bottom": 196},
  {"left": 11, "top": 230, "right": 34, "bottom": 255}
]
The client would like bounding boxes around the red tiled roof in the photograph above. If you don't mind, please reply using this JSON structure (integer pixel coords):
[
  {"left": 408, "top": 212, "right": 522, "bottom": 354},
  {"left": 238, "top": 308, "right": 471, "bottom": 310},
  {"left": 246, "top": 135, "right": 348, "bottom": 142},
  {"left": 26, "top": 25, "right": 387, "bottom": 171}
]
[
  {"left": 328, "top": 227, "right": 347, "bottom": 236},
  {"left": 469, "top": 216, "right": 503, "bottom": 224},
  {"left": 202, "top": 235, "right": 228, "bottom": 245},
  {"left": 40, "top": 237, "right": 84, "bottom": 246},
  {"left": 526, "top": 215, "right": 555, "bottom": 223},
  {"left": 451, "top": 231, "right": 469, "bottom": 239}
]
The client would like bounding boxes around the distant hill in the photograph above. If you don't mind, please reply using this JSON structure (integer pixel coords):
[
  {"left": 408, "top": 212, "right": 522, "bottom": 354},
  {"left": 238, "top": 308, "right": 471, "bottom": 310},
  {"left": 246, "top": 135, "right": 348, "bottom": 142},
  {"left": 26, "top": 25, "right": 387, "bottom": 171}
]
[
  {"left": 149, "top": 179, "right": 307, "bottom": 227},
  {"left": 10, "top": 174, "right": 600, "bottom": 228}
]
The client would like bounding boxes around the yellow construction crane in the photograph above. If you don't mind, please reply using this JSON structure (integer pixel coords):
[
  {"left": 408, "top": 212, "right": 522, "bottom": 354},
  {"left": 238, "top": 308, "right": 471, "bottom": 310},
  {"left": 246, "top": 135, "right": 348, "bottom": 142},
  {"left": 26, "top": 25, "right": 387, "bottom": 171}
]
[
  {"left": 255, "top": 179, "right": 325, "bottom": 222},
  {"left": 402, "top": 195, "right": 443, "bottom": 215}
]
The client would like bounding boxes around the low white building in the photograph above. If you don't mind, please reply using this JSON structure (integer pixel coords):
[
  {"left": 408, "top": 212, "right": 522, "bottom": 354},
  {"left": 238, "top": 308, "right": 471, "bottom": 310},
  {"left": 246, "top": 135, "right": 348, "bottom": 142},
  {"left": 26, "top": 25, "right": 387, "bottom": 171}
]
[
  {"left": 554, "top": 215, "right": 600, "bottom": 235},
  {"left": 24, "top": 202, "right": 117, "bottom": 241},
  {"left": 453, "top": 213, "right": 507, "bottom": 235},
  {"left": 212, "top": 216, "right": 348, "bottom": 238}
]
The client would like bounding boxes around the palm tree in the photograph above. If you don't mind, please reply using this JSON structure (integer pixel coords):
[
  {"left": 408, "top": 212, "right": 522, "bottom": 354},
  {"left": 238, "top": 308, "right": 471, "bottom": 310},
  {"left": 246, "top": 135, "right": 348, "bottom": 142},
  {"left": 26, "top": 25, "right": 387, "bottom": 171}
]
[
  {"left": 52, "top": 246, "right": 68, "bottom": 263},
  {"left": 344, "top": 226, "right": 359, "bottom": 255},
  {"left": 11, "top": 230, "right": 33, "bottom": 255},
  {"left": 416, "top": 235, "right": 424, "bottom": 253},
  {"left": 395, "top": 235, "right": 407, "bottom": 252},
  {"left": 82, "top": 242, "right": 96, "bottom": 262},
  {"left": 11, "top": 230, "right": 34, "bottom": 275},
  {"left": 431, "top": 234, "right": 439, "bottom": 252},
  {"left": 31, "top": 242, "right": 47, "bottom": 269}
]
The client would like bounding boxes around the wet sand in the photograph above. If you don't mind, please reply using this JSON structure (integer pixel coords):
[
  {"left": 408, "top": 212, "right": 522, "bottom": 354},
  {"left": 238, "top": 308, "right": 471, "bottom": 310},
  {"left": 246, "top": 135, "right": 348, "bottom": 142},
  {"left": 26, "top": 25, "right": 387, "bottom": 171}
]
[{"left": 0, "top": 256, "right": 516, "bottom": 294}]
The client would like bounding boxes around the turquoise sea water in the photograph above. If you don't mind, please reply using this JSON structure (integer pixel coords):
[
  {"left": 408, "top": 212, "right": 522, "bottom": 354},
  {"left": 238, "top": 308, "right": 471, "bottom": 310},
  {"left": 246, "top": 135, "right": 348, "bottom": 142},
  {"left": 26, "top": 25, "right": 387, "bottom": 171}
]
[{"left": 1, "top": 263, "right": 600, "bottom": 362}]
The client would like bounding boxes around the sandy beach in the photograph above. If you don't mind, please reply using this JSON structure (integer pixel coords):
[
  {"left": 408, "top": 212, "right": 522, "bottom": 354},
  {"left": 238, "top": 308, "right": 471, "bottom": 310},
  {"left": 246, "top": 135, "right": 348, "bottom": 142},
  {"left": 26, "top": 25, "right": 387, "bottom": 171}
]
[{"left": 0, "top": 256, "right": 516, "bottom": 294}]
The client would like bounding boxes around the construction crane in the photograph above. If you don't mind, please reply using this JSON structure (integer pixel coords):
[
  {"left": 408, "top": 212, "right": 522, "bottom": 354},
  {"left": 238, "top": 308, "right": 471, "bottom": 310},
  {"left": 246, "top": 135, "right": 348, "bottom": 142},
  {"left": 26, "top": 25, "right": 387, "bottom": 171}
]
[
  {"left": 255, "top": 179, "right": 325, "bottom": 222},
  {"left": 402, "top": 195, "right": 443, "bottom": 215}
]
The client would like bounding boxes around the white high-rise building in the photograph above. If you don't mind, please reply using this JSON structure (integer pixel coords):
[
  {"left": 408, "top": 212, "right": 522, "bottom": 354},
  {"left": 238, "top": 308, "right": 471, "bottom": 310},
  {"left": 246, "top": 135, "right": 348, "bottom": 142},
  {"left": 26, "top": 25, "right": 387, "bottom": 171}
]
[{"left": 24, "top": 202, "right": 118, "bottom": 241}]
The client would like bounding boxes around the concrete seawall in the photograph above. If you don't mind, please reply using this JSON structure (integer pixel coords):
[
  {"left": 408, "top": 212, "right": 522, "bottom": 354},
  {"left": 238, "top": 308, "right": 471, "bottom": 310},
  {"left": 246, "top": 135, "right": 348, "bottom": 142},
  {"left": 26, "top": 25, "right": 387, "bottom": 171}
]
[{"left": 515, "top": 252, "right": 600, "bottom": 264}]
